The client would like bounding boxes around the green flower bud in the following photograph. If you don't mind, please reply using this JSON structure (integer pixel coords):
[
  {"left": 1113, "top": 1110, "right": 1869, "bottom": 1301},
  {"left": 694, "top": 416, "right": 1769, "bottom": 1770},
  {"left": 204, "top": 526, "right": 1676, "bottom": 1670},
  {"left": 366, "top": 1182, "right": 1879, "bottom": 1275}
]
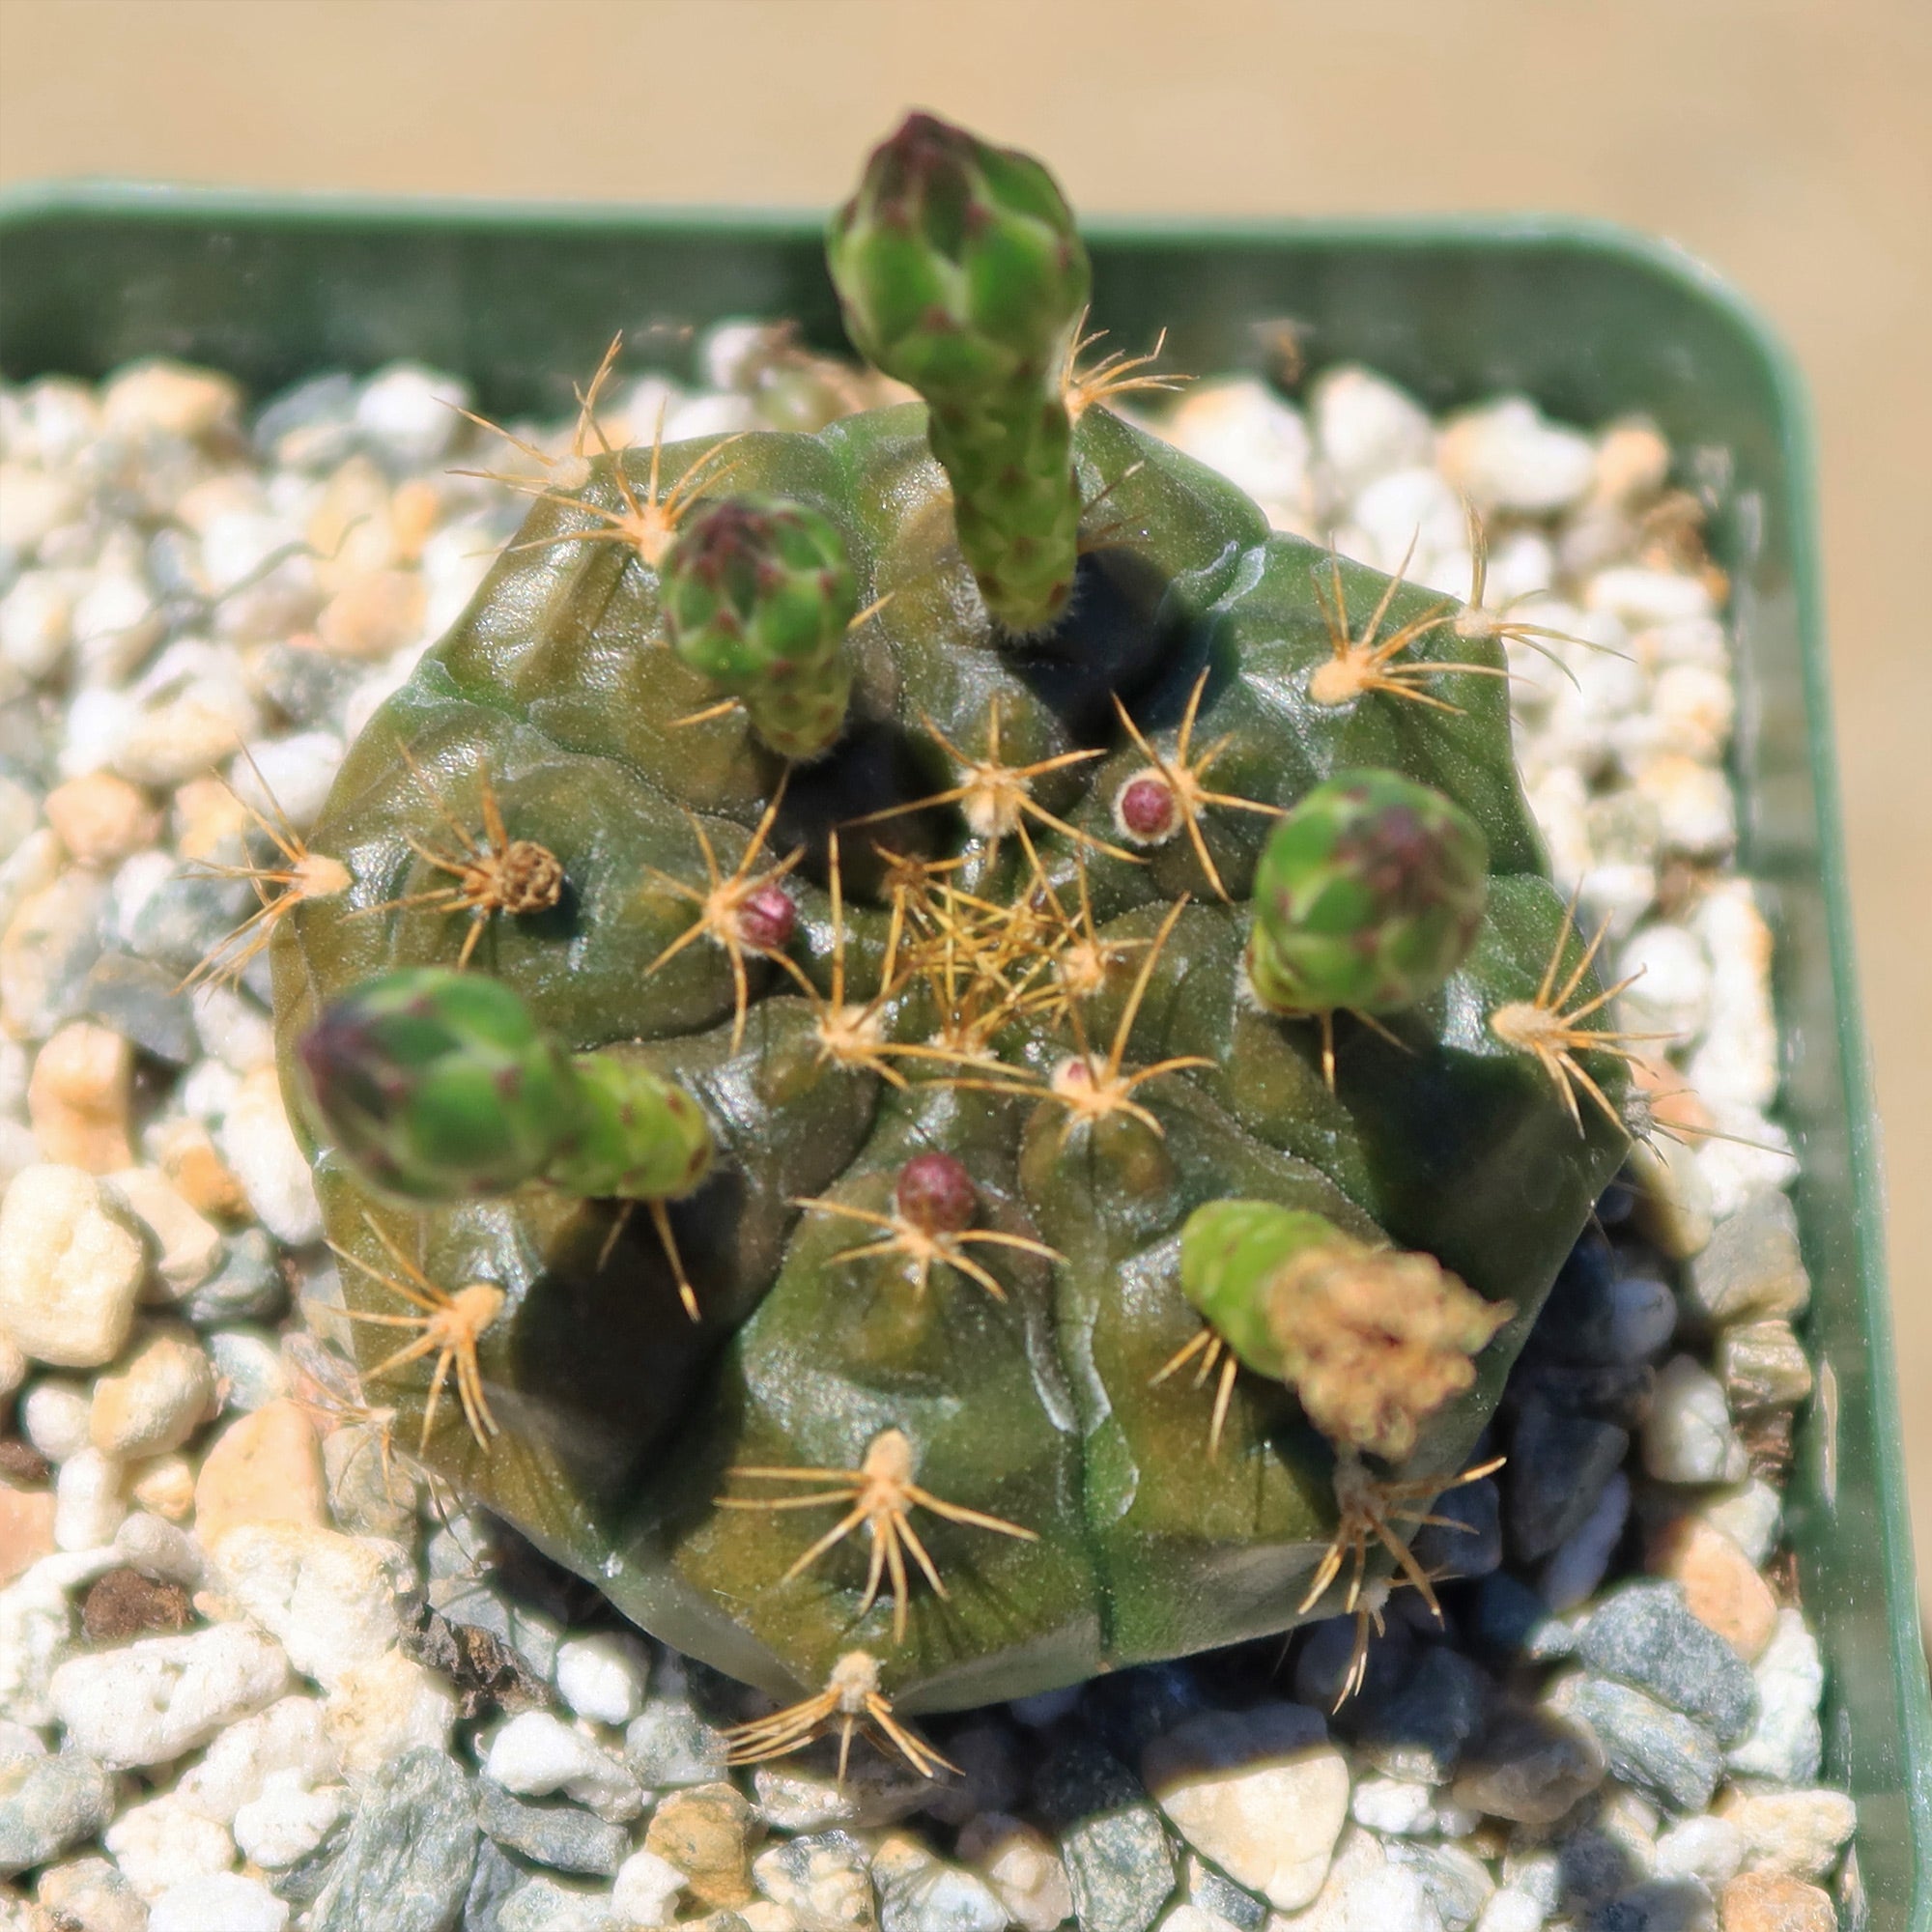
[
  {"left": 827, "top": 111, "right": 1091, "bottom": 635},
  {"left": 297, "top": 968, "right": 572, "bottom": 1199},
  {"left": 1245, "top": 770, "right": 1488, "bottom": 1016},
  {"left": 299, "top": 969, "right": 714, "bottom": 1208},
  {"left": 663, "top": 495, "right": 857, "bottom": 762}
]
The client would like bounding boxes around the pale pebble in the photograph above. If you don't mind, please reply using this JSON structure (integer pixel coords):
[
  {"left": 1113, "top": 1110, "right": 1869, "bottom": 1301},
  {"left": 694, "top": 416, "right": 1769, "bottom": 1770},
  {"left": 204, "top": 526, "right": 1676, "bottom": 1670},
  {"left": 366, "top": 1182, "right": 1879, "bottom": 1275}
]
[
  {"left": 1703, "top": 1479, "right": 1783, "bottom": 1568},
  {"left": 50, "top": 1621, "right": 293, "bottom": 1769},
  {"left": 1348, "top": 1776, "right": 1436, "bottom": 1836},
  {"left": 21, "top": 1378, "right": 93, "bottom": 1463},
  {"left": 71, "top": 575, "right": 163, "bottom": 687},
  {"left": 1694, "top": 1109, "right": 1800, "bottom": 1221},
  {"left": 1576, "top": 862, "right": 1658, "bottom": 946},
  {"left": 216, "top": 1068, "right": 321, "bottom": 1245},
  {"left": 206, "top": 1521, "right": 412, "bottom": 1690},
  {"left": 12, "top": 378, "right": 104, "bottom": 462},
  {"left": 102, "top": 361, "right": 240, "bottom": 442},
  {"left": 955, "top": 1813, "right": 1072, "bottom": 1932},
  {"left": 27, "top": 1023, "right": 133, "bottom": 1175},
  {"left": 1724, "top": 1609, "right": 1825, "bottom": 1785},
  {"left": 43, "top": 774, "right": 157, "bottom": 870},
  {"left": 88, "top": 1325, "right": 213, "bottom": 1461},
  {"left": 0, "top": 1334, "right": 22, "bottom": 1407},
  {"left": 0, "top": 570, "right": 74, "bottom": 681},
  {"left": 231, "top": 1771, "right": 349, "bottom": 1866},
  {"left": 113, "top": 687, "right": 260, "bottom": 790},
  {"left": 0, "top": 1746, "right": 114, "bottom": 1880},
  {"left": 1615, "top": 923, "right": 1710, "bottom": 1047},
  {"left": 1160, "top": 380, "right": 1315, "bottom": 528},
  {"left": 1309, "top": 365, "right": 1434, "bottom": 497},
  {"left": 1340, "top": 465, "right": 1467, "bottom": 580},
  {"left": 1140, "top": 1703, "right": 1348, "bottom": 1911},
  {"left": 870, "top": 1833, "right": 1006, "bottom": 1932},
  {"left": 1635, "top": 753, "right": 1735, "bottom": 857},
  {"left": 487, "top": 1710, "right": 643, "bottom": 1824},
  {"left": 611, "top": 1846, "right": 689, "bottom": 1927},
  {"left": 225, "top": 731, "right": 343, "bottom": 834},
  {"left": 665, "top": 392, "right": 760, "bottom": 440},
  {"left": 1716, "top": 1788, "right": 1856, "bottom": 1882},
  {"left": 148, "top": 1869, "right": 288, "bottom": 1932},
  {"left": 1437, "top": 396, "right": 1596, "bottom": 515},
  {"left": 1643, "top": 1355, "right": 1749, "bottom": 1485},
  {"left": 1472, "top": 1888, "right": 1546, "bottom": 1932},
  {"left": 53, "top": 1446, "right": 127, "bottom": 1552},
  {"left": 1586, "top": 566, "right": 1716, "bottom": 627},
  {"left": 128, "top": 1453, "right": 195, "bottom": 1521},
  {"left": 354, "top": 363, "right": 470, "bottom": 470},
  {"left": 1641, "top": 661, "right": 1735, "bottom": 767},
  {"left": 1718, "top": 1318, "right": 1814, "bottom": 1414},
  {"left": 105, "top": 1168, "right": 223, "bottom": 1300},
  {"left": 1270, "top": 1825, "right": 1444, "bottom": 1932},
  {"left": 103, "top": 1790, "right": 235, "bottom": 1899},
  {"left": 0, "top": 465, "right": 82, "bottom": 553},
  {"left": 193, "top": 1401, "right": 327, "bottom": 1548},
  {"left": 1718, "top": 1872, "right": 1836, "bottom": 1931},
  {"left": 320, "top": 1649, "right": 455, "bottom": 1783},
  {"left": 1630, "top": 1128, "right": 1714, "bottom": 1260},
  {"left": 205, "top": 1329, "right": 287, "bottom": 1412},
  {"left": 554, "top": 1631, "right": 650, "bottom": 1727},
  {"left": 189, "top": 983, "right": 275, "bottom": 1074},
  {"left": 1589, "top": 418, "right": 1672, "bottom": 504},
  {"left": 31, "top": 1854, "right": 148, "bottom": 1932},
  {"left": 175, "top": 1693, "right": 336, "bottom": 1824},
  {"left": 315, "top": 569, "right": 426, "bottom": 660},
  {"left": 0, "top": 1551, "right": 119, "bottom": 1727},
  {"left": 1653, "top": 1814, "right": 1743, "bottom": 1888},
  {"left": 1688, "top": 884, "right": 1779, "bottom": 1112},
  {"left": 105, "top": 847, "right": 178, "bottom": 950},
  {"left": 1649, "top": 1515, "right": 1777, "bottom": 1662},
  {"left": 113, "top": 1510, "right": 205, "bottom": 1588},
  {"left": 0, "top": 834, "right": 70, "bottom": 981}
]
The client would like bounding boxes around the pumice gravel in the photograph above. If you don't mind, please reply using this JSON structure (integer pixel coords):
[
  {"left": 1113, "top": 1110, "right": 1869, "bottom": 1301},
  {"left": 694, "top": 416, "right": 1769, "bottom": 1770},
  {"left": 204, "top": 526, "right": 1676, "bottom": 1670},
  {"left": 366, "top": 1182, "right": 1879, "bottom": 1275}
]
[{"left": 0, "top": 286, "right": 1850, "bottom": 1932}]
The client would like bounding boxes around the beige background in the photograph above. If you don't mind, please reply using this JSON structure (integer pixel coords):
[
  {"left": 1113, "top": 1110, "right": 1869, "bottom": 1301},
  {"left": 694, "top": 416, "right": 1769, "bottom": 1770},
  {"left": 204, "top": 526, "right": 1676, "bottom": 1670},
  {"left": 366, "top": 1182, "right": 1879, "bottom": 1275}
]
[{"left": 4, "top": 0, "right": 1929, "bottom": 1614}]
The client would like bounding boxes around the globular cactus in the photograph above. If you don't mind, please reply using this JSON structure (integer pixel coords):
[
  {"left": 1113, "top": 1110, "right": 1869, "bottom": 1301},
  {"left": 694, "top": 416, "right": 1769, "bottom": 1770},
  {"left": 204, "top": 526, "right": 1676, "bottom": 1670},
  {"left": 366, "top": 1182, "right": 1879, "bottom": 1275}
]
[{"left": 271, "top": 110, "right": 1635, "bottom": 1759}]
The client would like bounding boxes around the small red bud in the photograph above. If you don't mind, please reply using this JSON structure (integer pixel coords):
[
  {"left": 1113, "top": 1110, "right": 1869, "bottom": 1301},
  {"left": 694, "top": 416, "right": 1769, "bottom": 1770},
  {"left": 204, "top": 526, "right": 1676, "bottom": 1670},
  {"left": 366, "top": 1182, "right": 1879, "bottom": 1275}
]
[
  {"left": 895, "top": 1151, "right": 977, "bottom": 1235},
  {"left": 1118, "top": 773, "right": 1178, "bottom": 841},
  {"left": 739, "top": 883, "right": 796, "bottom": 952}
]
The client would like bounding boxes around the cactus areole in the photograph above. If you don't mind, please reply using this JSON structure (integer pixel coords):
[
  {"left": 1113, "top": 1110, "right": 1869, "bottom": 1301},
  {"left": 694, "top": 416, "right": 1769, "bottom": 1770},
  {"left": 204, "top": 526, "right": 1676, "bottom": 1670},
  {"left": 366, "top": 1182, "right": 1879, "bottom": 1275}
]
[{"left": 272, "top": 111, "right": 1633, "bottom": 1738}]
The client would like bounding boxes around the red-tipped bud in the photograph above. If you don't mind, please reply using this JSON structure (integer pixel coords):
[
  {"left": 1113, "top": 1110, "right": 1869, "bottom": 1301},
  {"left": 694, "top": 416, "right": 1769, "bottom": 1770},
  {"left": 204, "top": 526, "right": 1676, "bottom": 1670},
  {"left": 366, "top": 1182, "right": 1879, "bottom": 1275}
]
[
  {"left": 895, "top": 1151, "right": 977, "bottom": 1235},
  {"left": 738, "top": 883, "right": 797, "bottom": 952},
  {"left": 1116, "top": 772, "right": 1179, "bottom": 843}
]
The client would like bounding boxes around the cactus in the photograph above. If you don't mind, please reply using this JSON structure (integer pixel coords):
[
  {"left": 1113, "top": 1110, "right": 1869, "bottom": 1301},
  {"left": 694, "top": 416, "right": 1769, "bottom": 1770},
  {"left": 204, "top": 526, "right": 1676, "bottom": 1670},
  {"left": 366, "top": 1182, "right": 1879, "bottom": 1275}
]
[{"left": 271, "top": 111, "right": 1636, "bottom": 1759}]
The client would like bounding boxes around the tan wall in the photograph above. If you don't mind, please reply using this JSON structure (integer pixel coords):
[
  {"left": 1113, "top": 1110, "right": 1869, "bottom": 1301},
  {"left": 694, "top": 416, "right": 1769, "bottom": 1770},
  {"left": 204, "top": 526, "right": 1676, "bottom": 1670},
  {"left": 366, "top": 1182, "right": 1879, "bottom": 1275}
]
[{"left": 4, "top": 0, "right": 1928, "bottom": 1613}]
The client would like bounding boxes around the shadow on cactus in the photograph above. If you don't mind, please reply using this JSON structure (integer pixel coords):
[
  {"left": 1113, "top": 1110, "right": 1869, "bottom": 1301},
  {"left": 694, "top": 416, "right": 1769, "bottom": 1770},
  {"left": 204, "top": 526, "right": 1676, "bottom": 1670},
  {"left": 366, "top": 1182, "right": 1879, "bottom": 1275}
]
[{"left": 270, "top": 109, "right": 1633, "bottom": 1773}]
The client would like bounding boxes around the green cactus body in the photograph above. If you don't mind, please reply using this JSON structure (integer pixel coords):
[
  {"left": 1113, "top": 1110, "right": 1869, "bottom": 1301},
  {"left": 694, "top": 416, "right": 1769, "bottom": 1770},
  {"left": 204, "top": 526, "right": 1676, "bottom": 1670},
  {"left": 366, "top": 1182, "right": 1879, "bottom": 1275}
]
[
  {"left": 271, "top": 116, "right": 1634, "bottom": 1722},
  {"left": 827, "top": 112, "right": 1091, "bottom": 636},
  {"left": 663, "top": 495, "right": 858, "bottom": 762}
]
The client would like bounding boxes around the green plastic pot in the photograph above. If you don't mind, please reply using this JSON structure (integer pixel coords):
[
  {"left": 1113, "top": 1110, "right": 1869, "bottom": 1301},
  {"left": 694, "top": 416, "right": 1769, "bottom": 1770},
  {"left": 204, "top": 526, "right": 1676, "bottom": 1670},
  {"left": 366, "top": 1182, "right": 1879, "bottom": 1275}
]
[{"left": 2, "top": 184, "right": 1925, "bottom": 1926}]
